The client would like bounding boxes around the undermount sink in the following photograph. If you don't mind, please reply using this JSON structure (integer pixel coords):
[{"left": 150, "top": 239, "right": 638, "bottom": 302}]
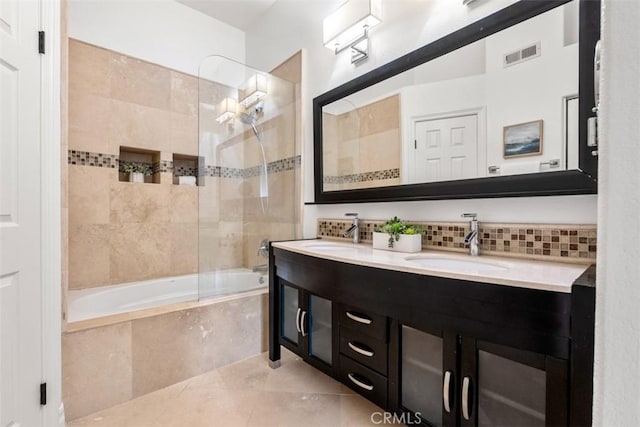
[
  {"left": 404, "top": 255, "right": 508, "bottom": 273},
  {"left": 302, "top": 242, "right": 357, "bottom": 251}
]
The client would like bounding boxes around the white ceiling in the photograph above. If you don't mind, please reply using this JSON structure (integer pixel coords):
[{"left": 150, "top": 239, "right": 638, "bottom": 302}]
[{"left": 176, "top": 0, "right": 278, "bottom": 31}]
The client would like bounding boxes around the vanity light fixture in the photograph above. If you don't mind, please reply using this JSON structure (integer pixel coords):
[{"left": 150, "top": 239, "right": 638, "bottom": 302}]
[
  {"left": 240, "top": 73, "right": 268, "bottom": 108},
  {"left": 323, "top": 0, "right": 382, "bottom": 64},
  {"left": 215, "top": 97, "right": 237, "bottom": 124}
]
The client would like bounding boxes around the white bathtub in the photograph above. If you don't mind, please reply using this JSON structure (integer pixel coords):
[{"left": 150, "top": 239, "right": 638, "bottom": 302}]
[{"left": 67, "top": 268, "right": 266, "bottom": 322}]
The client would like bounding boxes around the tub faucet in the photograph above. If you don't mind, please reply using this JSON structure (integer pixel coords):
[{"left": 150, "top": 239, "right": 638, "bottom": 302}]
[
  {"left": 462, "top": 213, "right": 479, "bottom": 257},
  {"left": 343, "top": 213, "right": 359, "bottom": 244},
  {"left": 252, "top": 264, "right": 268, "bottom": 272}
]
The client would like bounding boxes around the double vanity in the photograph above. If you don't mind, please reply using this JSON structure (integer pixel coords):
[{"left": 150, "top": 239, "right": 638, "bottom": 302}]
[{"left": 268, "top": 240, "right": 595, "bottom": 426}]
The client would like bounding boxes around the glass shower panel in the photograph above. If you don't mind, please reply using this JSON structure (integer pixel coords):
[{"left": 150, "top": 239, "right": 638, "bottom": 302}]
[{"left": 198, "top": 56, "right": 298, "bottom": 300}]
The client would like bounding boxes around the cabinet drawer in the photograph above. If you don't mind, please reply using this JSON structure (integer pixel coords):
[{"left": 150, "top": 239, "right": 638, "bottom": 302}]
[
  {"left": 340, "top": 326, "right": 388, "bottom": 375},
  {"left": 339, "top": 305, "right": 387, "bottom": 341},
  {"left": 339, "top": 355, "right": 388, "bottom": 408}
]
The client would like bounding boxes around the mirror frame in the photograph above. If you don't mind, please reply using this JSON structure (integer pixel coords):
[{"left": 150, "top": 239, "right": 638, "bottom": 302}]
[{"left": 312, "top": 0, "right": 599, "bottom": 204}]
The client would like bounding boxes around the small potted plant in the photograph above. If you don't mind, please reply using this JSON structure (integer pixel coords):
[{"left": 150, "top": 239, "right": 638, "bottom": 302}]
[
  {"left": 373, "top": 216, "right": 424, "bottom": 253},
  {"left": 120, "top": 161, "right": 152, "bottom": 183}
]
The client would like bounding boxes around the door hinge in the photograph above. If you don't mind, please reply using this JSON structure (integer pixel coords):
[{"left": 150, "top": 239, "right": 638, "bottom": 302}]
[
  {"left": 414, "top": 139, "right": 417, "bottom": 149},
  {"left": 38, "top": 31, "right": 45, "bottom": 54},
  {"left": 40, "top": 382, "right": 47, "bottom": 405}
]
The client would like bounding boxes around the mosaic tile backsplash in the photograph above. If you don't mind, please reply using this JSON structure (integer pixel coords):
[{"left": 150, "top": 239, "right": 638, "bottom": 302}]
[{"left": 318, "top": 219, "right": 597, "bottom": 263}]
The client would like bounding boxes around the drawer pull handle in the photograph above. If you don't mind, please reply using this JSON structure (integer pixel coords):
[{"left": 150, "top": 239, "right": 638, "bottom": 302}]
[
  {"left": 347, "top": 373, "right": 374, "bottom": 391},
  {"left": 346, "top": 311, "right": 372, "bottom": 325},
  {"left": 348, "top": 341, "right": 374, "bottom": 357}
]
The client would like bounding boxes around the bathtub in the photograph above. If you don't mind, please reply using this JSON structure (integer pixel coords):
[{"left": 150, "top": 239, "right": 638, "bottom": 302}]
[{"left": 67, "top": 268, "right": 266, "bottom": 322}]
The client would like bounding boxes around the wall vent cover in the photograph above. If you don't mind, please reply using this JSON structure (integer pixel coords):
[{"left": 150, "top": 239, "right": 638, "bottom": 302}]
[{"left": 503, "top": 42, "right": 541, "bottom": 68}]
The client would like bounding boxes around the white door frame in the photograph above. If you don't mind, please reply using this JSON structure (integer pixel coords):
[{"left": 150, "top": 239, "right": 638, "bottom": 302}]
[
  {"left": 40, "top": 0, "right": 62, "bottom": 425},
  {"left": 402, "top": 107, "right": 487, "bottom": 184}
]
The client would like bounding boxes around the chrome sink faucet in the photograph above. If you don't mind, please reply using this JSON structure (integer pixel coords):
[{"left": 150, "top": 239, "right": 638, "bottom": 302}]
[
  {"left": 343, "top": 213, "right": 360, "bottom": 244},
  {"left": 462, "top": 213, "right": 479, "bottom": 256}
]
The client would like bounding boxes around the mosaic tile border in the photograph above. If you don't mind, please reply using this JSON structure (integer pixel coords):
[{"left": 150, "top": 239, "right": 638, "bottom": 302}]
[
  {"left": 69, "top": 150, "right": 300, "bottom": 179},
  {"left": 317, "top": 219, "right": 597, "bottom": 264},
  {"left": 68, "top": 150, "right": 118, "bottom": 168},
  {"left": 323, "top": 168, "right": 400, "bottom": 184}
]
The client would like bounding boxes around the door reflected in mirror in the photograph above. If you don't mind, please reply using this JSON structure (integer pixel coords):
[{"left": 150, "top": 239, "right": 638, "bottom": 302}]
[{"left": 321, "top": 1, "right": 579, "bottom": 192}]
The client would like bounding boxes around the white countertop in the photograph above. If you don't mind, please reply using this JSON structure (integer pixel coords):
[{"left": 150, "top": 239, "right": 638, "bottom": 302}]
[{"left": 272, "top": 240, "right": 592, "bottom": 293}]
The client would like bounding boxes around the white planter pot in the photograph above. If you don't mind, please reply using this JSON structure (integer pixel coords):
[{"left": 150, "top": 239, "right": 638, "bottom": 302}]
[
  {"left": 372, "top": 232, "right": 422, "bottom": 253},
  {"left": 128, "top": 172, "right": 144, "bottom": 183}
]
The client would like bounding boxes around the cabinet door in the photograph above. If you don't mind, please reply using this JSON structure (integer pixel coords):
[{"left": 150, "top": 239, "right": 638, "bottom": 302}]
[
  {"left": 280, "top": 282, "right": 301, "bottom": 350},
  {"left": 461, "top": 339, "right": 568, "bottom": 427},
  {"left": 307, "top": 294, "right": 333, "bottom": 366},
  {"left": 399, "top": 325, "right": 450, "bottom": 426}
]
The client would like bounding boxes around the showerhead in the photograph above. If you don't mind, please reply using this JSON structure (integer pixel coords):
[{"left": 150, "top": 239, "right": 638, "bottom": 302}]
[
  {"left": 239, "top": 112, "right": 255, "bottom": 125},
  {"left": 239, "top": 111, "right": 261, "bottom": 141}
]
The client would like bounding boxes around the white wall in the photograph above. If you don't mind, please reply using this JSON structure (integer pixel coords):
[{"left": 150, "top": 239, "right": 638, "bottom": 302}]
[
  {"left": 245, "top": 0, "right": 596, "bottom": 235},
  {"left": 68, "top": 0, "right": 245, "bottom": 76},
  {"left": 593, "top": 0, "right": 640, "bottom": 424}
]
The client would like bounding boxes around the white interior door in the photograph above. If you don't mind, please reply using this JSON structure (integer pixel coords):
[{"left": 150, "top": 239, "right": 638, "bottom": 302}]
[
  {"left": 1, "top": 0, "right": 44, "bottom": 426},
  {"left": 411, "top": 115, "right": 478, "bottom": 183}
]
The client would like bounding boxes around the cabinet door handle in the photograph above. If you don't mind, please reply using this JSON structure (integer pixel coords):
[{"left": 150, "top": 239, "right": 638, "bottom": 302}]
[
  {"left": 443, "top": 370, "right": 453, "bottom": 413},
  {"left": 462, "top": 376, "right": 472, "bottom": 421},
  {"left": 300, "top": 310, "right": 307, "bottom": 337},
  {"left": 348, "top": 341, "right": 374, "bottom": 357},
  {"left": 295, "top": 308, "right": 302, "bottom": 334},
  {"left": 346, "top": 311, "right": 372, "bottom": 325},
  {"left": 347, "top": 373, "right": 374, "bottom": 391}
]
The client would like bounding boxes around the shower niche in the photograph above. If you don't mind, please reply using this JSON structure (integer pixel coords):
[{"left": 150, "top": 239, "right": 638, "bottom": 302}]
[
  {"left": 118, "top": 147, "right": 161, "bottom": 184},
  {"left": 172, "top": 153, "right": 200, "bottom": 186}
]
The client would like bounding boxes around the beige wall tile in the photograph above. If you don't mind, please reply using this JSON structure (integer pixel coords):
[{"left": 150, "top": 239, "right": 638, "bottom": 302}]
[
  {"left": 359, "top": 129, "right": 402, "bottom": 172},
  {"left": 358, "top": 94, "right": 400, "bottom": 137},
  {"left": 68, "top": 93, "right": 113, "bottom": 153},
  {"left": 169, "top": 111, "right": 198, "bottom": 156},
  {"left": 198, "top": 225, "right": 219, "bottom": 274},
  {"left": 108, "top": 99, "right": 172, "bottom": 153},
  {"left": 215, "top": 221, "right": 244, "bottom": 269},
  {"left": 131, "top": 294, "right": 266, "bottom": 397},
  {"left": 110, "top": 181, "right": 170, "bottom": 224},
  {"left": 170, "top": 71, "right": 198, "bottom": 116},
  {"left": 270, "top": 51, "right": 302, "bottom": 84},
  {"left": 109, "top": 53, "right": 171, "bottom": 110},
  {"left": 62, "top": 322, "right": 132, "bottom": 420},
  {"left": 198, "top": 177, "right": 219, "bottom": 226},
  {"left": 109, "top": 223, "right": 171, "bottom": 284},
  {"left": 68, "top": 224, "right": 110, "bottom": 290},
  {"left": 170, "top": 185, "right": 198, "bottom": 223},
  {"left": 68, "top": 39, "right": 111, "bottom": 98},
  {"left": 69, "top": 165, "right": 114, "bottom": 225},
  {"left": 170, "top": 223, "right": 198, "bottom": 276}
]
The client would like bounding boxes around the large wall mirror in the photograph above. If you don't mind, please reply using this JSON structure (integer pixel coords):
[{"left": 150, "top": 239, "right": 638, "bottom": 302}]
[{"left": 313, "top": 0, "right": 599, "bottom": 204}]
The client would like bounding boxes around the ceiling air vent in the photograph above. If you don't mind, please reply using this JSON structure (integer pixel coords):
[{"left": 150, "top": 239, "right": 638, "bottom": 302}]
[{"left": 503, "top": 42, "right": 541, "bottom": 68}]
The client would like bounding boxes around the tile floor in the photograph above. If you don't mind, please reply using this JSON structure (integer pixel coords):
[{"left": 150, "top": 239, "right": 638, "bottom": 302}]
[{"left": 67, "top": 348, "right": 383, "bottom": 427}]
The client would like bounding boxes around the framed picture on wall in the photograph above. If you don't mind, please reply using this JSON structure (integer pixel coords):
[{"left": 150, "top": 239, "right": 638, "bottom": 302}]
[{"left": 503, "top": 120, "right": 543, "bottom": 158}]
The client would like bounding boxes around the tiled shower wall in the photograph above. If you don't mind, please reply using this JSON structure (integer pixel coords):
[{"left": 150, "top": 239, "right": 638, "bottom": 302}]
[
  {"left": 67, "top": 39, "right": 199, "bottom": 290},
  {"left": 68, "top": 40, "right": 301, "bottom": 290},
  {"left": 318, "top": 219, "right": 597, "bottom": 263},
  {"left": 322, "top": 95, "right": 401, "bottom": 191}
]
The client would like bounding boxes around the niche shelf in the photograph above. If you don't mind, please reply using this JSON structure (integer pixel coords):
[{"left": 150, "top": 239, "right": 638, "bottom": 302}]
[
  {"left": 118, "top": 147, "right": 161, "bottom": 184},
  {"left": 173, "top": 153, "right": 200, "bottom": 186}
]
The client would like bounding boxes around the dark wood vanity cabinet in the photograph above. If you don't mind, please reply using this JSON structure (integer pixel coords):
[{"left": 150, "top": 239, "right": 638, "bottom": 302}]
[
  {"left": 269, "top": 246, "right": 594, "bottom": 427},
  {"left": 277, "top": 280, "right": 337, "bottom": 377}
]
